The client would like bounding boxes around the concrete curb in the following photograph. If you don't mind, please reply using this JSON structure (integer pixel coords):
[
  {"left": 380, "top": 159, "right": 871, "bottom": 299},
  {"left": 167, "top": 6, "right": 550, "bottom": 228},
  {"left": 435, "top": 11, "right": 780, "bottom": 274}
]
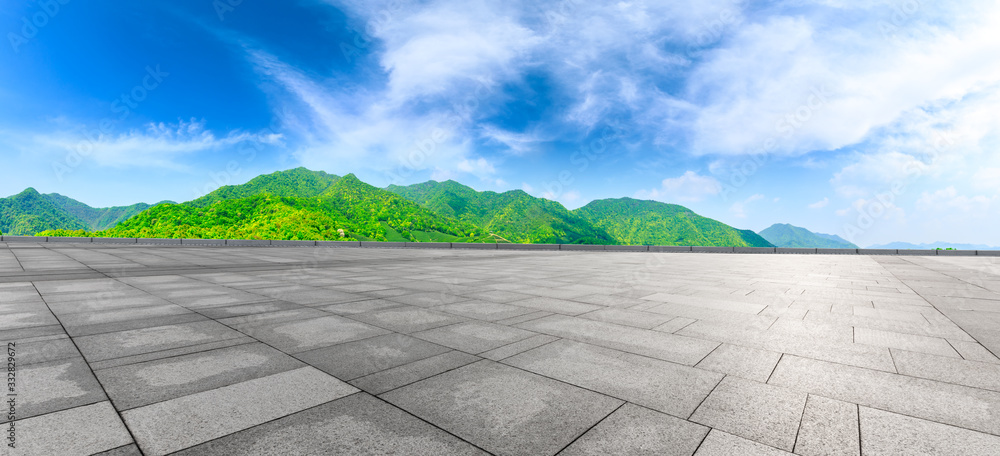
[{"left": 3, "top": 236, "right": 991, "bottom": 256}]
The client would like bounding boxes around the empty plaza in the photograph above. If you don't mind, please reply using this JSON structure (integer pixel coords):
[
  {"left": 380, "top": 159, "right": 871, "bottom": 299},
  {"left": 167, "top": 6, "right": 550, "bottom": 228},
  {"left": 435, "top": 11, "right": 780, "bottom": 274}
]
[{"left": 2, "top": 242, "right": 1000, "bottom": 455}]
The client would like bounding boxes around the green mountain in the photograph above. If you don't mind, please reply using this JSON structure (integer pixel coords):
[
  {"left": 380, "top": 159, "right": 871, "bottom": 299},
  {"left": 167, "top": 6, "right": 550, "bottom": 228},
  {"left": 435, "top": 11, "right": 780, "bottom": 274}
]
[
  {"left": 187, "top": 167, "right": 341, "bottom": 207},
  {"left": 33, "top": 168, "right": 778, "bottom": 247},
  {"left": 758, "top": 223, "right": 858, "bottom": 249},
  {"left": 575, "top": 198, "right": 774, "bottom": 247},
  {"left": 388, "top": 181, "right": 772, "bottom": 247},
  {"left": 386, "top": 180, "right": 616, "bottom": 244},
  {"left": 41, "top": 171, "right": 486, "bottom": 242},
  {"left": 42, "top": 193, "right": 171, "bottom": 231},
  {"left": 0, "top": 188, "right": 90, "bottom": 235}
]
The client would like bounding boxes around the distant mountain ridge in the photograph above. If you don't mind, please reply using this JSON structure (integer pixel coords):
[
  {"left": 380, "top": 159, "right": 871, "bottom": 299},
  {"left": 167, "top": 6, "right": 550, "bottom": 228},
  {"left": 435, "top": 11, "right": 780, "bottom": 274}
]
[
  {"left": 388, "top": 180, "right": 772, "bottom": 247},
  {"left": 758, "top": 223, "right": 858, "bottom": 249},
  {"left": 0, "top": 188, "right": 168, "bottom": 235},
  {"left": 12, "top": 168, "right": 793, "bottom": 248},
  {"left": 868, "top": 242, "right": 1000, "bottom": 251}
]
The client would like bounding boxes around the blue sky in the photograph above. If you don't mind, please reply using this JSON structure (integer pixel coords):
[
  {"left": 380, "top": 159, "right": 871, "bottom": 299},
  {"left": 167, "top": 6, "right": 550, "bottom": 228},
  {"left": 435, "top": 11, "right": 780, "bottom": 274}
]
[{"left": 2, "top": 0, "right": 999, "bottom": 247}]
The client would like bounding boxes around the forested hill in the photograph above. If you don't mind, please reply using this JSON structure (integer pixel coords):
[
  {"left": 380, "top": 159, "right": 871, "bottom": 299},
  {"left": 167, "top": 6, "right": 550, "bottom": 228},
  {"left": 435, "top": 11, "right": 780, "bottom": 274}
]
[
  {"left": 0, "top": 188, "right": 89, "bottom": 235},
  {"left": 31, "top": 168, "right": 776, "bottom": 247},
  {"left": 187, "top": 167, "right": 341, "bottom": 207},
  {"left": 758, "top": 223, "right": 858, "bottom": 249},
  {"left": 387, "top": 180, "right": 616, "bottom": 244},
  {"left": 389, "top": 181, "right": 773, "bottom": 247},
  {"left": 41, "top": 173, "right": 488, "bottom": 243},
  {"left": 43, "top": 193, "right": 171, "bottom": 231},
  {"left": 575, "top": 198, "right": 774, "bottom": 247}
]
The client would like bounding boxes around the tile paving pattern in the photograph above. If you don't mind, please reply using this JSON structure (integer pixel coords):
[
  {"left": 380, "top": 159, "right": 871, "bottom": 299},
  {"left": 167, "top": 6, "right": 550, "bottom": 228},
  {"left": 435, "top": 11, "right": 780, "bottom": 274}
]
[{"left": 1, "top": 242, "right": 999, "bottom": 455}]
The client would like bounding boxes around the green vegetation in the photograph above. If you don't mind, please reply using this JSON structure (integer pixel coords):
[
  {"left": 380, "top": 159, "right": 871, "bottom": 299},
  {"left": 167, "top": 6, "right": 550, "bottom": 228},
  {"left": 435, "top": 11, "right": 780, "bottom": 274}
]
[
  {"left": 0, "top": 188, "right": 90, "bottom": 235},
  {"left": 31, "top": 168, "right": 779, "bottom": 247},
  {"left": 42, "top": 193, "right": 171, "bottom": 230},
  {"left": 187, "top": 167, "right": 340, "bottom": 207},
  {"left": 40, "top": 171, "right": 486, "bottom": 242},
  {"left": 575, "top": 198, "right": 774, "bottom": 247},
  {"left": 758, "top": 223, "right": 858, "bottom": 249},
  {"left": 387, "top": 180, "right": 616, "bottom": 244}
]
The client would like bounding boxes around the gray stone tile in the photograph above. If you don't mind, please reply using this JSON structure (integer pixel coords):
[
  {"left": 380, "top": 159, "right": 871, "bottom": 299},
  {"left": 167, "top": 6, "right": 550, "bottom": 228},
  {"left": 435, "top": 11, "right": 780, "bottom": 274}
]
[
  {"left": 15, "top": 335, "right": 79, "bottom": 366},
  {"left": 5, "top": 357, "right": 107, "bottom": 422},
  {"left": 678, "top": 319, "right": 895, "bottom": 372},
  {"left": 694, "top": 429, "right": 794, "bottom": 456},
  {"left": 94, "top": 444, "right": 144, "bottom": 456},
  {"left": 690, "top": 376, "right": 807, "bottom": 450},
  {"left": 75, "top": 321, "right": 245, "bottom": 362},
  {"left": 461, "top": 289, "right": 534, "bottom": 303},
  {"left": 854, "top": 327, "right": 960, "bottom": 358},
  {"left": 793, "top": 395, "right": 860, "bottom": 456},
  {"left": 494, "top": 310, "right": 553, "bottom": 325},
  {"left": 578, "top": 307, "right": 676, "bottom": 329},
  {"left": 572, "top": 293, "right": 651, "bottom": 308},
  {"left": 506, "top": 339, "right": 723, "bottom": 418},
  {"left": 480, "top": 334, "right": 560, "bottom": 361},
  {"left": 388, "top": 291, "right": 468, "bottom": 307},
  {"left": 560, "top": 403, "right": 708, "bottom": 456},
  {"left": 891, "top": 348, "right": 1000, "bottom": 392},
  {"left": 413, "top": 321, "right": 536, "bottom": 354},
  {"left": 173, "top": 393, "right": 487, "bottom": 455},
  {"left": 95, "top": 343, "right": 305, "bottom": 410},
  {"left": 318, "top": 298, "right": 408, "bottom": 315},
  {"left": 0, "top": 308, "right": 60, "bottom": 331},
  {"left": 350, "top": 306, "right": 467, "bottom": 333},
  {"left": 350, "top": 351, "right": 481, "bottom": 395},
  {"left": 652, "top": 316, "right": 698, "bottom": 333},
  {"left": 517, "top": 314, "right": 719, "bottom": 365},
  {"left": 296, "top": 333, "right": 451, "bottom": 380},
  {"left": 12, "top": 401, "right": 134, "bottom": 456},
  {"left": 123, "top": 367, "right": 358, "bottom": 456},
  {"left": 508, "top": 296, "right": 602, "bottom": 315},
  {"left": 859, "top": 406, "right": 1000, "bottom": 456},
  {"left": 695, "top": 343, "right": 783, "bottom": 383},
  {"left": 381, "top": 360, "right": 622, "bottom": 456},
  {"left": 89, "top": 337, "right": 257, "bottom": 371},
  {"left": 641, "top": 293, "right": 767, "bottom": 314},
  {"left": 949, "top": 339, "right": 1000, "bottom": 364},
  {"left": 436, "top": 300, "right": 539, "bottom": 321},
  {"left": 768, "top": 355, "right": 1000, "bottom": 437},
  {"left": 240, "top": 315, "right": 392, "bottom": 353},
  {"left": 196, "top": 300, "right": 303, "bottom": 319}
]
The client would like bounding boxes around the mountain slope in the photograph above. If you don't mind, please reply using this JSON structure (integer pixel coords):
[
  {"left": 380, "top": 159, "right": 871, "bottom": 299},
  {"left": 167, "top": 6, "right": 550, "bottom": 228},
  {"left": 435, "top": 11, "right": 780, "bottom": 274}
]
[
  {"left": 575, "top": 198, "right": 774, "bottom": 247},
  {"left": 41, "top": 172, "right": 486, "bottom": 242},
  {"left": 387, "top": 180, "right": 616, "bottom": 244},
  {"left": 187, "top": 167, "right": 341, "bottom": 207},
  {"left": 758, "top": 223, "right": 858, "bottom": 249},
  {"left": 42, "top": 193, "right": 170, "bottom": 231},
  {"left": 0, "top": 188, "right": 90, "bottom": 235}
]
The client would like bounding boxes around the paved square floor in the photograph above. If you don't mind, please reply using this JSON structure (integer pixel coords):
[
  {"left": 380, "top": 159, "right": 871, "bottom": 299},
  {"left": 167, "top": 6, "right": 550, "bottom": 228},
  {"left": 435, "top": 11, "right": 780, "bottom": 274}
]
[{"left": 2, "top": 242, "right": 1000, "bottom": 455}]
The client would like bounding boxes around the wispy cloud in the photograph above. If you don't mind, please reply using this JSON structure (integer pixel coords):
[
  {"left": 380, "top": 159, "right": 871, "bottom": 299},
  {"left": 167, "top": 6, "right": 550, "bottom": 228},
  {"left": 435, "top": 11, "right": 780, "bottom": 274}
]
[
  {"left": 12, "top": 119, "right": 279, "bottom": 171},
  {"left": 636, "top": 171, "right": 722, "bottom": 203}
]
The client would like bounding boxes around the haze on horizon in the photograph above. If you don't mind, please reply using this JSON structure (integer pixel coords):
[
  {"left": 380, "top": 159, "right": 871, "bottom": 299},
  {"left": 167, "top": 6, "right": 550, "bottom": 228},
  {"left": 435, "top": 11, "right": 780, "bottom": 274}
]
[{"left": 1, "top": 1, "right": 998, "bottom": 247}]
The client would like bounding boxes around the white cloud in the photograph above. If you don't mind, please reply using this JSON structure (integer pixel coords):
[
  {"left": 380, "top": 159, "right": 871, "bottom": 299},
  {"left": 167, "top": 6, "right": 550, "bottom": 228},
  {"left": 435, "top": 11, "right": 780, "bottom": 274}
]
[
  {"left": 729, "top": 193, "right": 764, "bottom": 218},
  {"left": 830, "top": 152, "right": 929, "bottom": 198},
  {"left": 916, "top": 187, "right": 992, "bottom": 213},
  {"left": 20, "top": 119, "right": 277, "bottom": 171},
  {"left": 972, "top": 168, "right": 1000, "bottom": 192},
  {"left": 687, "top": 2, "right": 1000, "bottom": 157},
  {"left": 808, "top": 197, "right": 829, "bottom": 209},
  {"left": 636, "top": 171, "right": 722, "bottom": 203},
  {"left": 521, "top": 182, "right": 534, "bottom": 193},
  {"left": 457, "top": 157, "right": 496, "bottom": 176}
]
